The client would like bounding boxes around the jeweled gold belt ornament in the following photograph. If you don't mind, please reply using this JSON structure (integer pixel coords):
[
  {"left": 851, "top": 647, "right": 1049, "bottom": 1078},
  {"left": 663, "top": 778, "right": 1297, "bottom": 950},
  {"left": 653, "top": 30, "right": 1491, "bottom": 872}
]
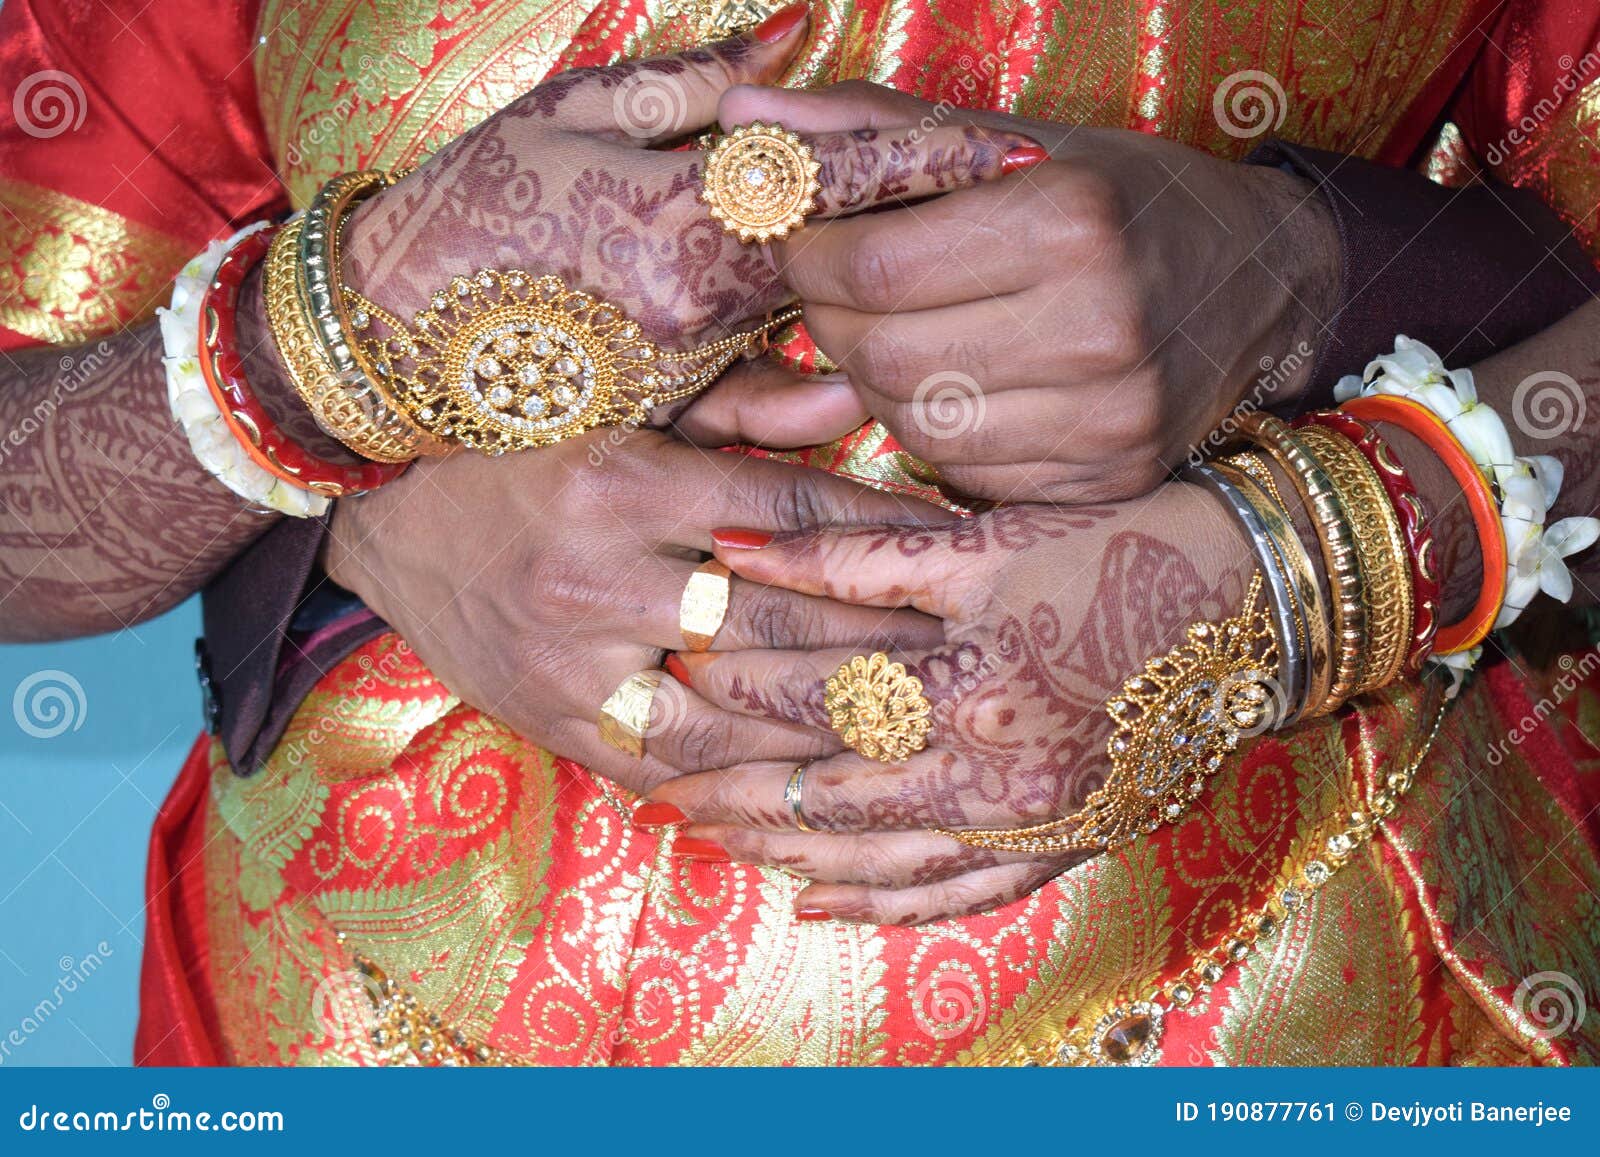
[
  {"left": 702, "top": 121, "right": 822, "bottom": 243},
  {"left": 344, "top": 272, "right": 798, "bottom": 455},
  {"left": 943, "top": 574, "right": 1279, "bottom": 855}
]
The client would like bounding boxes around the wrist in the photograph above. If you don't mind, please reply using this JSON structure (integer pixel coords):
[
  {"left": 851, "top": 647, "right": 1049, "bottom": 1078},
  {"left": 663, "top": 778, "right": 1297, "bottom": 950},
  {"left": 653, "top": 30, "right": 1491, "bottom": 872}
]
[{"left": 1246, "top": 164, "right": 1339, "bottom": 412}]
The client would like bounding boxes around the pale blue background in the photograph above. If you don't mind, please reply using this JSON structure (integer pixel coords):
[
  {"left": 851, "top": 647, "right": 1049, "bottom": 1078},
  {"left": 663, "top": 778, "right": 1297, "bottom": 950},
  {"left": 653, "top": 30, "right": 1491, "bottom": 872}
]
[{"left": 0, "top": 598, "right": 201, "bottom": 1066}]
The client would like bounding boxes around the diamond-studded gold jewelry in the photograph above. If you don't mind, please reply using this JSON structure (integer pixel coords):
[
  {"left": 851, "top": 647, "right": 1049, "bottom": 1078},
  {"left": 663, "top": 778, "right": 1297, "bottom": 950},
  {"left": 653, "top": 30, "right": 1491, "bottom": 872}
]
[
  {"left": 343, "top": 272, "right": 798, "bottom": 456},
  {"left": 679, "top": 559, "right": 732, "bottom": 652},
  {"left": 784, "top": 762, "right": 819, "bottom": 832},
  {"left": 701, "top": 121, "right": 822, "bottom": 243},
  {"left": 823, "top": 652, "right": 932, "bottom": 763},
  {"left": 942, "top": 574, "right": 1279, "bottom": 856},
  {"left": 597, "top": 669, "right": 664, "bottom": 758}
]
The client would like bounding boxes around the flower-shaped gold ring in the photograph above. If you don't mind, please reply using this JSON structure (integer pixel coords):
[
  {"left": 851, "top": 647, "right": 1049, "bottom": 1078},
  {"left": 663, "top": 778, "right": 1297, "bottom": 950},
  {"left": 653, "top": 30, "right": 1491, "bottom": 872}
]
[
  {"left": 701, "top": 121, "right": 822, "bottom": 243},
  {"left": 823, "top": 652, "right": 932, "bottom": 762}
]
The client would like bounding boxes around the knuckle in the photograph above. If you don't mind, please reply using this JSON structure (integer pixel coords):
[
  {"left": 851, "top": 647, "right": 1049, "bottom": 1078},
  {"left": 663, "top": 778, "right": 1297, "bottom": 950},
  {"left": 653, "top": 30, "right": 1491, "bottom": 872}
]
[
  {"left": 670, "top": 714, "right": 739, "bottom": 772},
  {"left": 1049, "top": 168, "right": 1126, "bottom": 254},
  {"left": 759, "top": 469, "right": 834, "bottom": 534},
  {"left": 849, "top": 836, "right": 910, "bottom": 888},
  {"left": 1072, "top": 302, "right": 1147, "bottom": 372},
  {"left": 1096, "top": 376, "right": 1164, "bottom": 450},
  {"left": 843, "top": 239, "right": 907, "bottom": 313},
  {"left": 742, "top": 591, "right": 817, "bottom": 649},
  {"left": 525, "top": 553, "right": 597, "bottom": 617},
  {"left": 853, "top": 331, "right": 921, "bottom": 396}
]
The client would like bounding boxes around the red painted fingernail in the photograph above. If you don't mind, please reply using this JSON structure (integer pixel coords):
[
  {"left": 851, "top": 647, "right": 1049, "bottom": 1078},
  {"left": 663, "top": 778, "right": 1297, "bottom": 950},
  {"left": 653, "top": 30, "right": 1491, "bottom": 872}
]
[
  {"left": 672, "top": 835, "right": 730, "bottom": 863},
  {"left": 754, "top": 1, "right": 809, "bottom": 43},
  {"left": 795, "top": 907, "right": 832, "bottom": 922},
  {"left": 633, "top": 801, "right": 687, "bottom": 829},
  {"left": 1001, "top": 144, "right": 1049, "bottom": 174},
  {"left": 664, "top": 652, "right": 692, "bottom": 686},
  {"left": 712, "top": 528, "right": 773, "bottom": 550}
]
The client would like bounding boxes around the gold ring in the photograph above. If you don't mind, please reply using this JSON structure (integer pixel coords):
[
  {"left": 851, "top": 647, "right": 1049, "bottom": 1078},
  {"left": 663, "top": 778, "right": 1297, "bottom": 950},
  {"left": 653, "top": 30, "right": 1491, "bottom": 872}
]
[
  {"left": 823, "top": 652, "right": 932, "bottom": 763},
  {"left": 597, "top": 669, "right": 663, "bottom": 758},
  {"left": 678, "top": 560, "right": 731, "bottom": 652},
  {"left": 784, "top": 763, "right": 818, "bottom": 832},
  {"left": 701, "top": 121, "right": 822, "bottom": 243}
]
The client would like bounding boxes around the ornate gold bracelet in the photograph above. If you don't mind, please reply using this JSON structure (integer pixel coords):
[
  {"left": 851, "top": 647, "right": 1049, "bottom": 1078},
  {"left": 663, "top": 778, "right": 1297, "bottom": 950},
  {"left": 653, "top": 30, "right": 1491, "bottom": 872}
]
[
  {"left": 1294, "top": 425, "right": 1413, "bottom": 695},
  {"left": 343, "top": 272, "right": 800, "bottom": 455},
  {"left": 263, "top": 218, "right": 422, "bottom": 464},
  {"left": 941, "top": 573, "right": 1278, "bottom": 856}
]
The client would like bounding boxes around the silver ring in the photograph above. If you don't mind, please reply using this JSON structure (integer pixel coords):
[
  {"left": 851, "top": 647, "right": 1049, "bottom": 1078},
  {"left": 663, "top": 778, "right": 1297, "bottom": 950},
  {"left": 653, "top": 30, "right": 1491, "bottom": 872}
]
[{"left": 784, "top": 762, "right": 818, "bottom": 832}]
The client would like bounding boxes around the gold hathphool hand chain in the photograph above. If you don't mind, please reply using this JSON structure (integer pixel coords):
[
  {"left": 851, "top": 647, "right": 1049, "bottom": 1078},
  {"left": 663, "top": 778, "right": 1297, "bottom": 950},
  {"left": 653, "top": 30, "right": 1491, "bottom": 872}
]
[
  {"left": 344, "top": 271, "right": 800, "bottom": 455},
  {"left": 942, "top": 573, "right": 1280, "bottom": 856},
  {"left": 1025, "top": 685, "right": 1450, "bottom": 1066}
]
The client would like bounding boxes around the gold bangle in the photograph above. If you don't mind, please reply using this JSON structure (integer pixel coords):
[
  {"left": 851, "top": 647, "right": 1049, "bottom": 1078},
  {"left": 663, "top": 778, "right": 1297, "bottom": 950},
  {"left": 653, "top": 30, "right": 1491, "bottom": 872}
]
[
  {"left": 344, "top": 274, "right": 800, "bottom": 456},
  {"left": 942, "top": 574, "right": 1278, "bottom": 855},
  {"left": 1294, "top": 426, "right": 1413, "bottom": 695},
  {"left": 1229, "top": 413, "right": 1363, "bottom": 718},
  {"left": 263, "top": 218, "right": 419, "bottom": 464},
  {"left": 678, "top": 560, "right": 732, "bottom": 652},
  {"left": 1213, "top": 460, "right": 1329, "bottom": 726},
  {"left": 302, "top": 171, "right": 447, "bottom": 457}
]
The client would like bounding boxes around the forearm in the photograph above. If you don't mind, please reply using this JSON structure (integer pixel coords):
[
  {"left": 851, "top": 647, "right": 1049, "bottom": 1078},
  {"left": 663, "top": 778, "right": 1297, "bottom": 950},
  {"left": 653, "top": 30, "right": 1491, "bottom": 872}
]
[{"left": 0, "top": 323, "right": 277, "bottom": 642}]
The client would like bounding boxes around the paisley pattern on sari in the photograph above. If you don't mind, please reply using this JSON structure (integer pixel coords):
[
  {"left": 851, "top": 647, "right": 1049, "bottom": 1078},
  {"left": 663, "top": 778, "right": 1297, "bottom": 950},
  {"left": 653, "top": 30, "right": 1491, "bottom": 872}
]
[{"left": 2, "top": 0, "right": 1593, "bottom": 1064}]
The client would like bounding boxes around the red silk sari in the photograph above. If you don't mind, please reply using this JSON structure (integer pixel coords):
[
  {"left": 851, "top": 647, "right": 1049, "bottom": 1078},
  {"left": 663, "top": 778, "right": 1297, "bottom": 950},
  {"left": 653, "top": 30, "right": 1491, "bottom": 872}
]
[{"left": 3, "top": 0, "right": 1599, "bottom": 1065}]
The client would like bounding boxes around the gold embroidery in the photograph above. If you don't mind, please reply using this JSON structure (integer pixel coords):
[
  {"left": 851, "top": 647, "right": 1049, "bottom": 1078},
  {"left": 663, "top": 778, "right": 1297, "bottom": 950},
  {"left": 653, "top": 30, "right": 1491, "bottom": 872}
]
[
  {"left": 0, "top": 178, "right": 188, "bottom": 345},
  {"left": 1501, "top": 77, "right": 1600, "bottom": 263}
]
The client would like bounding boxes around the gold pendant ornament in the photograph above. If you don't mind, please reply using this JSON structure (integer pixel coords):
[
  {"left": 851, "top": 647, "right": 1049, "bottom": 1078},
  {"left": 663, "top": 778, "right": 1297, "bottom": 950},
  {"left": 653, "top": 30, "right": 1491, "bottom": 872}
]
[
  {"left": 701, "top": 121, "right": 822, "bottom": 243},
  {"left": 344, "top": 272, "right": 797, "bottom": 455},
  {"left": 942, "top": 574, "right": 1279, "bottom": 855},
  {"left": 824, "top": 652, "right": 933, "bottom": 762}
]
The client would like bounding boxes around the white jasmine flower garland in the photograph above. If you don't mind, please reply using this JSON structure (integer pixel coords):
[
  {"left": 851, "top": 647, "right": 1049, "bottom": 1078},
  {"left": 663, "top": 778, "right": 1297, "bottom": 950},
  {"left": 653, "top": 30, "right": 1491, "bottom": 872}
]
[
  {"left": 1336, "top": 336, "right": 1598, "bottom": 678},
  {"left": 159, "top": 221, "right": 329, "bottom": 518}
]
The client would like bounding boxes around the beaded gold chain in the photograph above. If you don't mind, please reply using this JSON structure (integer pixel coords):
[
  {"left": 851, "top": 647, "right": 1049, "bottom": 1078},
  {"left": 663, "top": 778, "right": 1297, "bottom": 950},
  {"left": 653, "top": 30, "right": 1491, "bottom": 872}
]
[{"left": 1015, "top": 687, "right": 1448, "bottom": 1066}]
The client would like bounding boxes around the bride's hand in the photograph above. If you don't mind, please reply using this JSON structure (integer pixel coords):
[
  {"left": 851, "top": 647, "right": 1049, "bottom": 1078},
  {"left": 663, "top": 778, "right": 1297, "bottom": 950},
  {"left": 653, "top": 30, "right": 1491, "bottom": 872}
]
[
  {"left": 635, "top": 486, "right": 1253, "bottom": 924},
  {"left": 337, "top": 8, "right": 1042, "bottom": 428}
]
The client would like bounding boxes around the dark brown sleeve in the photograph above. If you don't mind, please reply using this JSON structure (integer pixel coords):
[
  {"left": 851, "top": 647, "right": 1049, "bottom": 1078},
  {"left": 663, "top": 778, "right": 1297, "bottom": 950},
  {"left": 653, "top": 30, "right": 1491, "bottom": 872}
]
[{"left": 1247, "top": 140, "right": 1600, "bottom": 411}]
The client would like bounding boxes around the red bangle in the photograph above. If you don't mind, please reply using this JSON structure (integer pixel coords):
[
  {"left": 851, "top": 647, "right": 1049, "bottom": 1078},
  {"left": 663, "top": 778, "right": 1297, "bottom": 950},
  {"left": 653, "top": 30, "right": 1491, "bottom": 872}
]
[
  {"left": 1340, "top": 395, "right": 1505, "bottom": 655},
  {"left": 199, "top": 226, "right": 407, "bottom": 498},
  {"left": 1298, "top": 410, "right": 1439, "bottom": 674}
]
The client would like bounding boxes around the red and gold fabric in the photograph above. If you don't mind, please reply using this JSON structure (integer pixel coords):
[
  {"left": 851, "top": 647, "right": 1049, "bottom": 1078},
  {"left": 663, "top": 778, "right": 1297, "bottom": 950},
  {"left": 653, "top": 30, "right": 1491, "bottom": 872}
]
[{"left": 2, "top": 0, "right": 1598, "bottom": 1065}]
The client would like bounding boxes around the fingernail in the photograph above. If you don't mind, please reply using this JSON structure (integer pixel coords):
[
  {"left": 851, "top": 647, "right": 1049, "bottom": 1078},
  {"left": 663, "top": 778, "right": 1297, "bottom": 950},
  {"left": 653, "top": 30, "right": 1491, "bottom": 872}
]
[
  {"left": 633, "top": 801, "right": 687, "bottom": 829},
  {"left": 754, "top": 1, "right": 809, "bottom": 43},
  {"left": 664, "top": 652, "right": 692, "bottom": 686},
  {"left": 795, "top": 907, "right": 832, "bottom": 922},
  {"left": 1001, "top": 144, "right": 1049, "bottom": 174},
  {"left": 672, "top": 835, "right": 730, "bottom": 863},
  {"left": 712, "top": 528, "right": 773, "bottom": 550}
]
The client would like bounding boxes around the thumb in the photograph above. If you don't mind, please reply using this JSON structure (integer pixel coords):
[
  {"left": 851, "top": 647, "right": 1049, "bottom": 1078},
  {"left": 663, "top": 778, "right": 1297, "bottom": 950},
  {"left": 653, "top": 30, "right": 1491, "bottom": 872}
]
[
  {"left": 673, "top": 361, "right": 869, "bottom": 448},
  {"left": 545, "top": 3, "right": 811, "bottom": 143}
]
